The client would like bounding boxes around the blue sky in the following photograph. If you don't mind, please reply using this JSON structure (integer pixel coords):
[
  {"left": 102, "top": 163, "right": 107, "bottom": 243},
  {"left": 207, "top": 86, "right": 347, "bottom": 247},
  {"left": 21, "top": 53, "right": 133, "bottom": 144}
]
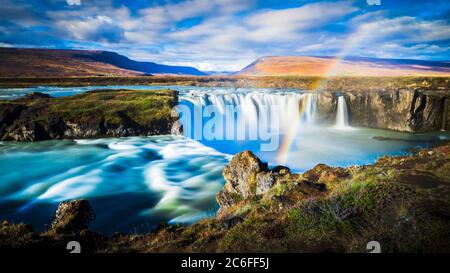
[{"left": 0, "top": 0, "right": 449, "bottom": 71}]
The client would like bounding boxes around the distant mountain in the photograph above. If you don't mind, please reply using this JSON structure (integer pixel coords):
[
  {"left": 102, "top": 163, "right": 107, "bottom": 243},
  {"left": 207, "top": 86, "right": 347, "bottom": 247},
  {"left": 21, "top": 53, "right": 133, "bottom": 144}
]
[
  {"left": 0, "top": 48, "right": 206, "bottom": 77},
  {"left": 238, "top": 56, "right": 450, "bottom": 76},
  {"left": 203, "top": 71, "right": 235, "bottom": 76}
]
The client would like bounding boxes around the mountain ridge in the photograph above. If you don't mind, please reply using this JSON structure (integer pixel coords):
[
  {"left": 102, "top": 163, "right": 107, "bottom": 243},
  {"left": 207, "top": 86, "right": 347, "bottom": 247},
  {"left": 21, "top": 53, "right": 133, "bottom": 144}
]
[
  {"left": 0, "top": 48, "right": 206, "bottom": 77},
  {"left": 238, "top": 55, "right": 450, "bottom": 76}
]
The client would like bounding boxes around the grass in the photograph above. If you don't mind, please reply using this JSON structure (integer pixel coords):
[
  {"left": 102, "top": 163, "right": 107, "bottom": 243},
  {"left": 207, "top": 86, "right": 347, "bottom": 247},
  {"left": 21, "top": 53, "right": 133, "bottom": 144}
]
[
  {"left": 45, "top": 89, "right": 177, "bottom": 126},
  {"left": 0, "top": 89, "right": 178, "bottom": 140},
  {"left": 0, "top": 76, "right": 449, "bottom": 92}
]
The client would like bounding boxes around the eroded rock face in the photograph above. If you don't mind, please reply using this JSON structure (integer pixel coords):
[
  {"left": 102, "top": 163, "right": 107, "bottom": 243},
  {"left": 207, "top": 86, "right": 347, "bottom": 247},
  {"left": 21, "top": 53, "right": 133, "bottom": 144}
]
[
  {"left": 217, "top": 151, "right": 274, "bottom": 209},
  {"left": 222, "top": 151, "right": 270, "bottom": 196},
  {"left": 316, "top": 89, "right": 449, "bottom": 132},
  {"left": 50, "top": 200, "right": 95, "bottom": 235}
]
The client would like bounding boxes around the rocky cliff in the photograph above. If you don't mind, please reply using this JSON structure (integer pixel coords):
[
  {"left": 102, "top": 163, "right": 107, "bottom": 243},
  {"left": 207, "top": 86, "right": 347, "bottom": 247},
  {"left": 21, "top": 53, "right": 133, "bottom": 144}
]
[
  {"left": 316, "top": 89, "right": 449, "bottom": 132},
  {"left": 0, "top": 89, "right": 179, "bottom": 141}
]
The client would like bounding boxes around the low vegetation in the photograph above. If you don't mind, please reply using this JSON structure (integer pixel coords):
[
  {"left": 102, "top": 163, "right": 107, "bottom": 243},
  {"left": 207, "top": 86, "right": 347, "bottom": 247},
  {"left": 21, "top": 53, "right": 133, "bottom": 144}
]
[{"left": 0, "top": 76, "right": 449, "bottom": 92}]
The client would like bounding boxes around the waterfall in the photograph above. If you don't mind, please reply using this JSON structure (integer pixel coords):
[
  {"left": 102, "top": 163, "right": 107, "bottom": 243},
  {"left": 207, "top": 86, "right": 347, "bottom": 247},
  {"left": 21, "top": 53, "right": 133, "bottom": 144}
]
[
  {"left": 180, "top": 92, "right": 316, "bottom": 139},
  {"left": 335, "top": 96, "right": 350, "bottom": 129}
]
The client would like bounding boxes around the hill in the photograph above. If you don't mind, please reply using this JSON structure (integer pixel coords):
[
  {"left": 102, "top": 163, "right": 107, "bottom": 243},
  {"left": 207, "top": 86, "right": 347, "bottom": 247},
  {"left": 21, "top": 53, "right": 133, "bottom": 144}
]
[
  {"left": 238, "top": 56, "right": 450, "bottom": 76},
  {"left": 0, "top": 48, "right": 206, "bottom": 77}
]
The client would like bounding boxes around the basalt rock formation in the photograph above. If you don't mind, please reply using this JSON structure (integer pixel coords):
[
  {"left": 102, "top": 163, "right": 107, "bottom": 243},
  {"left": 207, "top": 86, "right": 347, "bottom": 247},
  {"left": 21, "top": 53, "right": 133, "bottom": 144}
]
[
  {"left": 316, "top": 89, "right": 449, "bottom": 132},
  {"left": 0, "top": 89, "right": 180, "bottom": 141}
]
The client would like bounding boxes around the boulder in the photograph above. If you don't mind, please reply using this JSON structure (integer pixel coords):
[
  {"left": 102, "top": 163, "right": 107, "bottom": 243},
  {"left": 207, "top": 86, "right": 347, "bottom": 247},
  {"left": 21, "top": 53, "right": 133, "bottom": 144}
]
[
  {"left": 50, "top": 200, "right": 95, "bottom": 235},
  {"left": 222, "top": 150, "right": 270, "bottom": 198},
  {"left": 217, "top": 150, "right": 289, "bottom": 210},
  {"left": 303, "top": 163, "right": 350, "bottom": 184}
]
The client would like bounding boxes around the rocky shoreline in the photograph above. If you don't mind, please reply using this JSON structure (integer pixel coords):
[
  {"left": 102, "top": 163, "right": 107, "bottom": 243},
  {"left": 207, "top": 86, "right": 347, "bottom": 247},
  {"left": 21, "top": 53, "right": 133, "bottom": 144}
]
[
  {"left": 1, "top": 142, "right": 449, "bottom": 253},
  {"left": 0, "top": 89, "right": 179, "bottom": 141}
]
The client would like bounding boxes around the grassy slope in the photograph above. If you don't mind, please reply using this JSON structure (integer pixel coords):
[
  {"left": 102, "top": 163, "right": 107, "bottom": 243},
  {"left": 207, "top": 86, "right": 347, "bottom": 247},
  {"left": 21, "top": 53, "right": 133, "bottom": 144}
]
[
  {"left": 42, "top": 89, "right": 177, "bottom": 126},
  {"left": 0, "top": 89, "right": 178, "bottom": 139}
]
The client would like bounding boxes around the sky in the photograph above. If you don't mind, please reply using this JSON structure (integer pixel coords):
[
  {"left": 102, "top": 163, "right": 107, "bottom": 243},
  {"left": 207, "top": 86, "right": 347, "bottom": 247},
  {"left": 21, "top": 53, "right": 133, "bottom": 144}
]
[{"left": 0, "top": 0, "right": 449, "bottom": 71}]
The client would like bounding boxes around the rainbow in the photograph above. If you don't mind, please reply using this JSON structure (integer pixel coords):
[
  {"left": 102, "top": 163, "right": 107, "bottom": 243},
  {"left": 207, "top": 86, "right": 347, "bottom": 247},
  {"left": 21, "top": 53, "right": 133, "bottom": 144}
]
[{"left": 276, "top": 27, "right": 369, "bottom": 165}]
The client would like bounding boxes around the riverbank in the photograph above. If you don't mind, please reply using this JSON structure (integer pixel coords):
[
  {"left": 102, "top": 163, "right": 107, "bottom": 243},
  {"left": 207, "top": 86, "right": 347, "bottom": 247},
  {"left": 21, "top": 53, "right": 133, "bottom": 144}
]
[
  {"left": 0, "top": 76, "right": 449, "bottom": 92},
  {"left": 0, "top": 89, "right": 179, "bottom": 141},
  {"left": 1, "top": 142, "right": 449, "bottom": 253}
]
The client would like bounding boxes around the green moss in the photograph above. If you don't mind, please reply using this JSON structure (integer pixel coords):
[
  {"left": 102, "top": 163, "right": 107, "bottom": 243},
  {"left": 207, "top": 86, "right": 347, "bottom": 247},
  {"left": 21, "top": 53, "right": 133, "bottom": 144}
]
[
  {"left": 247, "top": 172, "right": 257, "bottom": 195},
  {"left": 45, "top": 89, "right": 177, "bottom": 126},
  {"left": 1, "top": 89, "right": 178, "bottom": 140}
]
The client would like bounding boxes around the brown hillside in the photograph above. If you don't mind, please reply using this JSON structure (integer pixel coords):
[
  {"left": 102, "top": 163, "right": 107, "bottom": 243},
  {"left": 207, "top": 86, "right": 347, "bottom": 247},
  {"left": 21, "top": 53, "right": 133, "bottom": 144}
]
[
  {"left": 238, "top": 56, "right": 450, "bottom": 77},
  {"left": 0, "top": 48, "right": 143, "bottom": 77}
]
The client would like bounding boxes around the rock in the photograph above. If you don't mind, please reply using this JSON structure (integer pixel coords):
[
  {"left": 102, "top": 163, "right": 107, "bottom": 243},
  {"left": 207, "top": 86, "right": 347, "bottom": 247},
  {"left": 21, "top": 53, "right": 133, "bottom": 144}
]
[
  {"left": 170, "top": 119, "right": 183, "bottom": 135},
  {"left": 303, "top": 163, "right": 350, "bottom": 184},
  {"left": 50, "top": 200, "right": 95, "bottom": 234},
  {"left": 255, "top": 172, "right": 276, "bottom": 195},
  {"left": 22, "top": 92, "right": 51, "bottom": 100},
  {"left": 272, "top": 165, "right": 291, "bottom": 174},
  {"left": 216, "top": 190, "right": 241, "bottom": 210},
  {"left": 222, "top": 150, "right": 270, "bottom": 198},
  {"left": 217, "top": 151, "right": 298, "bottom": 211},
  {"left": 221, "top": 216, "right": 244, "bottom": 229}
]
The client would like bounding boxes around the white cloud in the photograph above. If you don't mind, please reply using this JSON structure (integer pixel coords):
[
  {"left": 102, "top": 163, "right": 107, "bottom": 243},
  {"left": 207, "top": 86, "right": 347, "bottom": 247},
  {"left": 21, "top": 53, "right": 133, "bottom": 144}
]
[
  {"left": 66, "top": 0, "right": 81, "bottom": 6},
  {"left": 0, "top": 42, "right": 13, "bottom": 47},
  {"left": 38, "top": 0, "right": 450, "bottom": 70},
  {"left": 338, "top": 16, "right": 450, "bottom": 60}
]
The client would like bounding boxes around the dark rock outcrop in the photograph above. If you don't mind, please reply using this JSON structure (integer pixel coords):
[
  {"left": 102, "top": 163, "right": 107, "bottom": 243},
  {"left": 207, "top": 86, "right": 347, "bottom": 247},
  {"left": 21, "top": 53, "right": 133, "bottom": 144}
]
[
  {"left": 50, "top": 200, "right": 95, "bottom": 235},
  {"left": 316, "top": 89, "right": 449, "bottom": 132}
]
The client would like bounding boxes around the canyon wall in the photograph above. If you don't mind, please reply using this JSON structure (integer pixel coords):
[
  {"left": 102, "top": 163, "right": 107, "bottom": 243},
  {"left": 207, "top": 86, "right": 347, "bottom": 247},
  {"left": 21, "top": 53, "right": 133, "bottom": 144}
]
[{"left": 316, "top": 89, "right": 449, "bottom": 132}]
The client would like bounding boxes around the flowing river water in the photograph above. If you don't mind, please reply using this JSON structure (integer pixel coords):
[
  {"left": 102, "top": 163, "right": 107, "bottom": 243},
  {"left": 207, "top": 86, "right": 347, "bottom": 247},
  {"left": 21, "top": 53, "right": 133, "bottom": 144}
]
[{"left": 0, "top": 85, "right": 448, "bottom": 234}]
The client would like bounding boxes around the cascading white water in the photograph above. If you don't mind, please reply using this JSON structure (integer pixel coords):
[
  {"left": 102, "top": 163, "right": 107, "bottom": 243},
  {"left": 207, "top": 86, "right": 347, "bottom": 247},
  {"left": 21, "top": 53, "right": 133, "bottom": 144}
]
[
  {"left": 335, "top": 96, "right": 350, "bottom": 129},
  {"left": 182, "top": 92, "right": 316, "bottom": 138}
]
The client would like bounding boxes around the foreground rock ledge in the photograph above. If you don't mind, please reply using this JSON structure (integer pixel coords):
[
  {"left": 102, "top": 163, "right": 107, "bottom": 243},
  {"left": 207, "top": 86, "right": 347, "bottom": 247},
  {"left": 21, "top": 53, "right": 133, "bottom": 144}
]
[{"left": 1, "top": 145, "right": 450, "bottom": 253}]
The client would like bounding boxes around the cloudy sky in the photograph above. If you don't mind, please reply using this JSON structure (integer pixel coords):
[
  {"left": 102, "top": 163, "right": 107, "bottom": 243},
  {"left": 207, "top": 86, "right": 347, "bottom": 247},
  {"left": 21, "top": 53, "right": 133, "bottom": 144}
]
[{"left": 0, "top": 0, "right": 449, "bottom": 71}]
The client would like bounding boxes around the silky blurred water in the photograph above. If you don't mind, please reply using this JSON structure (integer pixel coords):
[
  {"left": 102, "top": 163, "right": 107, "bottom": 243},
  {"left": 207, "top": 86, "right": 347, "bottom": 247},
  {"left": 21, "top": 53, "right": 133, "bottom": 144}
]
[
  {"left": 0, "top": 85, "right": 448, "bottom": 234},
  {"left": 0, "top": 136, "right": 229, "bottom": 234}
]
